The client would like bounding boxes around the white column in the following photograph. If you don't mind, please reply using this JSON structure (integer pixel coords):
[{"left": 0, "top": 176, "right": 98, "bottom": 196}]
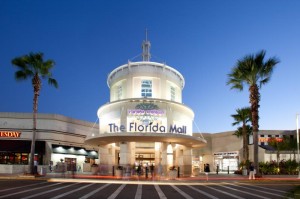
[
  {"left": 154, "top": 142, "right": 161, "bottom": 166},
  {"left": 99, "top": 144, "right": 116, "bottom": 175},
  {"left": 167, "top": 143, "right": 173, "bottom": 168},
  {"left": 160, "top": 142, "right": 169, "bottom": 175},
  {"left": 119, "top": 142, "right": 133, "bottom": 166},
  {"left": 181, "top": 146, "right": 192, "bottom": 177}
]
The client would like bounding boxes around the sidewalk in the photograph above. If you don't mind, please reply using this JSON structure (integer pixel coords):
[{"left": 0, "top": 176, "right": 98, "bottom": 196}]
[{"left": 0, "top": 172, "right": 299, "bottom": 182}]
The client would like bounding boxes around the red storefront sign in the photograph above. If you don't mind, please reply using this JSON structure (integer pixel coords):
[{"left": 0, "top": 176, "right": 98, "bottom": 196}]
[
  {"left": 0, "top": 131, "right": 21, "bottom": 138},
  {"left": 259, "top": 137, "right": 283, "bottom": 142}
]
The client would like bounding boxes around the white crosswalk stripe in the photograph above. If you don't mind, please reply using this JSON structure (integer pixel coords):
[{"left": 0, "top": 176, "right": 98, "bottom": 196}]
[
  {"left": 154, "top": 185, "right": 167, "bottom": 199},
  {"left": 21, "top": 183, "right": 77, "bottom": 199},
  {"left": 224, "top": 182, "right": 291, "bottom": 198},
  {"left": 237, "top": 182, "right": 290, "bottom": 193},
  {"left": 79, "top": 183, "right": 111, "bottom": 199},
  {"left": 134, "top": 184, "right": 142, "bottom": 199},
  {"left": 0, "top": 183, "right": 63, "bottom": 199},
  {"left": 0, "top": 181, "right": 48, "bottom": 193},
  {"left": 171, "top": 185, "right": 193, "bottom": 199},
  {"left": 107, "top": 184, "right": 126, "bottom": 199},
  {"left": 50, "top": 183, "right": 93, "bottom": 199},
  {"left": 0, "top": 180, "right": 296, "bottom": 199},
  {"left": 217, "top": 184, "right": 271, "bottom": 199},
  {"left": 185, "top": 184, "right": 219, "bottom": 199},
  {"left": 204, "top": 184, "right": 245, "bottom": 199}
]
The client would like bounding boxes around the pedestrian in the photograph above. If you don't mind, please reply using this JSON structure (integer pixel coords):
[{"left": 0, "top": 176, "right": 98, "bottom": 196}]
[
  {"left": 204, "top": 163, "right": 210, "bottom": 181},
  {"left": 150, "top": 163, "right": 155, "bottom": 178},
  {"left": 145, "top": 163, "right": 149, "bottom": 178},
  {"left": 249, "top": 163, "right": 255, "bottom": 180},
  {"left": 137, "top": 164, "right": 142, "bottom": 177}
]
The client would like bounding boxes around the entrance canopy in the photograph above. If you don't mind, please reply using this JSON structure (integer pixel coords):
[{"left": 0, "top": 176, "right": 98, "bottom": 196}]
[{"left": 85, "top": 133, "right": 206, "bottom": 148}]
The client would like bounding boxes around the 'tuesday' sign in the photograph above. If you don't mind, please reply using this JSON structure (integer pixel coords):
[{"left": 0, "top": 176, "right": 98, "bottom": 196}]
[{"left": 0, "top": 131, "right": 21, "bottom": 138}]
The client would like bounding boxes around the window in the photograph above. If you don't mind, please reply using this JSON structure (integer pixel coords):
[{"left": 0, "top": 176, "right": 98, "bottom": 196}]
[
  {"left": 0, "top": 152, "right": 29, "bottom": 165},
  {"left": 171, "top": 86, "right": 175, "bottom": 101},
  {"left": 117, "top": 85, "right": 122, "bottom": 100},
  {"left": 141, "top": 80, "right": 152, "bottom": 97}
]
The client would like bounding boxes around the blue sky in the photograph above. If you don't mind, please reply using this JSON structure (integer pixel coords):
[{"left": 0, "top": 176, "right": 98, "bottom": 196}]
[{"left": 0, "top": 0, "right": 299, "bottom": 133}]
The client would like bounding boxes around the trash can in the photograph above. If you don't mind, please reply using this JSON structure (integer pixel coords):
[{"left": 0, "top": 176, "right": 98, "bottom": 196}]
[
  {"left": 242, "top": 169, "right": 247, "bottom": 176},
  {"left": 40, "top": 167, "right": 47, "bottom": 176}
]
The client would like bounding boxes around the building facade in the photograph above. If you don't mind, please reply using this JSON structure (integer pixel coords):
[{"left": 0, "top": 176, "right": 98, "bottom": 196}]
[
  {"left": 0, "top": 39, "right": 298, "bottom": 175},
  {"left": 0, "top": 112, "right": 297, "bottom": 174},
  {"left": 0, "top": 112, "right": 98, "bottom": 174}
]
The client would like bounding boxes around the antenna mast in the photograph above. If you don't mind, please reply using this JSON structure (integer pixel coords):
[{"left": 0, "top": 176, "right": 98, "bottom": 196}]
[{"left": 142, "top": 29, "right": 151, "bottom": 61}]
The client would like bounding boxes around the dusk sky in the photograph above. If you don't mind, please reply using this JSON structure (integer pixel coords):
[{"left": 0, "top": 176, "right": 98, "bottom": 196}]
[{"left": 0, "top": 0, "right": 299, "bottom": 133}]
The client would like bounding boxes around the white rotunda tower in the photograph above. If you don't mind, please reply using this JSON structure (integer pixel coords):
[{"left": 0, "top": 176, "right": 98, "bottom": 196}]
[{"left": 85, "top": 36, "right": 206, "bottom": 177}]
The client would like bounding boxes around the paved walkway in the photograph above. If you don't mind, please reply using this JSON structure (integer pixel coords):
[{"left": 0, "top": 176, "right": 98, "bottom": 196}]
[{"left": 0, "top": 172, "right": 299, "bottom": 183}]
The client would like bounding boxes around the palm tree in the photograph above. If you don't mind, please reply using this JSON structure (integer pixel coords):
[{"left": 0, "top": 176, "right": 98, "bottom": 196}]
[
  {"left": 227, "top": 50, "right": 280, "bottom": 173},
  {"left": 12, "top": 52, "right": 58, "bottom": 175},
  {"left": 284, "top": 136, "right": 297, "bottom": 160},
  {"left": 268, "top": 137, "right": 288, "bottom": 164},
  {"left": 231, "top": 107, "right": 252, "bottom": 161}
]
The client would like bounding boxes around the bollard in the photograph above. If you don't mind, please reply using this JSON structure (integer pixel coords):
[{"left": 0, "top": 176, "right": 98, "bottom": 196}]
[
  {"left": 217, "top": 165, "right": 219, "bottom": 175},
  {"left": 177, "top": 167, "right": 180, "bottom": 178},
  {"left": 112, "top": 166, "right": 115, "bottom": 176},
  {"left": 227, "top": 166, "right": 229, "bottom": 174}
]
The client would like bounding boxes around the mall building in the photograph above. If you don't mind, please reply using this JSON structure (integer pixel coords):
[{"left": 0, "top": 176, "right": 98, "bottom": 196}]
[{"left": 0, "top": 39, "right": 297, "bottom": 175}]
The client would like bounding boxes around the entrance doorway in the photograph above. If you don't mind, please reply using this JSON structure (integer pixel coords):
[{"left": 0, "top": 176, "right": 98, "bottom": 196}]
[
  {"left": 214, "top": 151, "right": 239, "bottom": 171},
  {"left": 65, "top": 158, "right": 76, "bottom": 171},
  {"left": 135, "top": 153, "right": 155, "bottom": 166}
]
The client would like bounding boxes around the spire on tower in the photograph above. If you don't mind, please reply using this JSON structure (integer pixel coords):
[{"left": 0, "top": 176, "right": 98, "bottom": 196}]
[{"left": 142, "top": 29, "right": 151, "bottom": 61}]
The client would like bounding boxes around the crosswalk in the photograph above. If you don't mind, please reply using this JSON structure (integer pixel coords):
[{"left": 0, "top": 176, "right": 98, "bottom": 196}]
[{"left": 0, "top": 181, "right": 294, "bottom": 199}]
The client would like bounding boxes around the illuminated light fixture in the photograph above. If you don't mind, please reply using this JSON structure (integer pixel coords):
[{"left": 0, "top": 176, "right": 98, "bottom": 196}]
[{"left": 167, "top": 143, "right": 173, "bottom": 167}]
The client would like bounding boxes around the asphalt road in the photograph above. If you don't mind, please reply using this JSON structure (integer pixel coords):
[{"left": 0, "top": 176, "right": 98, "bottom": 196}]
[{"left": 0, "top": 179, "right": 298, "bottom": 199}]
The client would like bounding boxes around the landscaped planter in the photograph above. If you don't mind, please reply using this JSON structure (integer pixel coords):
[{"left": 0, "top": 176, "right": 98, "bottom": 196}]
[
  {"left": 116, "top": 169, "right": 123, "bottom": 178},
  {"left": 91, "top": 166, "right": 98, "bottom": 175},
  {"left": 193, "top": 168, "right": 200, "bottom": 176},
  {"left": 169, "top": 170, "right": 177, "bottom": 180}
]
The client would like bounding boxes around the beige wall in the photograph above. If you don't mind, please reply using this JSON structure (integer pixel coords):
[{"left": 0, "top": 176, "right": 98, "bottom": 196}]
[{"left": 211, "top": 131, "right": 242, "bottom": 153}]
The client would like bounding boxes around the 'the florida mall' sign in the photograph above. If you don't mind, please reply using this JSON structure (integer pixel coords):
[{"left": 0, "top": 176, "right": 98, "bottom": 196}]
[
  {"left": 0, "top": 131, "right": 21, "bottom": 138},
  {"left": 107, "top": 102, "right": 188, "bottom": 134},
  {"left": 108, "top": 122, "right": 187, "bottom": 134}
]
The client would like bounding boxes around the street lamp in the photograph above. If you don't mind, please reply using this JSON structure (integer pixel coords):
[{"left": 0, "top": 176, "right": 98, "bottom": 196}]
[{"left": 297, "top": 114, "right": 300, "bottom": 179}]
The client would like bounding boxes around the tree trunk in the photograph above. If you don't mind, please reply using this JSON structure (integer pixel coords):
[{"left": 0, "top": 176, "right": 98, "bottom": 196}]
[
  {"left": 29, "top": 75, "right": 40, "bottom": 175},
  {"left": 242, "top": 123, "right": 247, "bottom": 162},
  {"left": 246, "top": 134, "right": 249, "bottom": 161},
  {"left": 249, "top": 84, "right": 260, "bottom": 173}
]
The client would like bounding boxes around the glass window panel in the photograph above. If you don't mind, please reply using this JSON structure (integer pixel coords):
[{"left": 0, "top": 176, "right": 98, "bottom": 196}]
[{"left": 141, "top": 80, "right": 152, "bottom": 97}]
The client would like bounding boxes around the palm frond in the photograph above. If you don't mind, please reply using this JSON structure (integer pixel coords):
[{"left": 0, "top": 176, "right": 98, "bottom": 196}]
[{"left": 48, "top": 78, "right": 58, "bottom": 88}]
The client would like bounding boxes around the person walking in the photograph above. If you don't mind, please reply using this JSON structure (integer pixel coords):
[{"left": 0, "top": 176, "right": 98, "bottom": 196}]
[
  {"left": 249, "top": 163, "right": 255, "bottom": 180},
  {"left": 204, "top": 163, "right": 210, "bottom": 181},
  {"left": 150, "top": 163, "right": 155, "bottom": 178}
]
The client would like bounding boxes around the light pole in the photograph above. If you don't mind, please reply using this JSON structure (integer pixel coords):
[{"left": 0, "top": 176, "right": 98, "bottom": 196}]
[{"left": 297, "top": 114, "right": 300, "bottom": 179}]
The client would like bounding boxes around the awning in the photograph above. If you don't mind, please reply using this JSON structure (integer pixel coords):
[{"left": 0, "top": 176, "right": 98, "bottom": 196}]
[
  {"left": 52, "top": 144, "right": 98, "bottom": 158},
  {"left": 85, "top": 132, "right": 207, "bottom": 148}
]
